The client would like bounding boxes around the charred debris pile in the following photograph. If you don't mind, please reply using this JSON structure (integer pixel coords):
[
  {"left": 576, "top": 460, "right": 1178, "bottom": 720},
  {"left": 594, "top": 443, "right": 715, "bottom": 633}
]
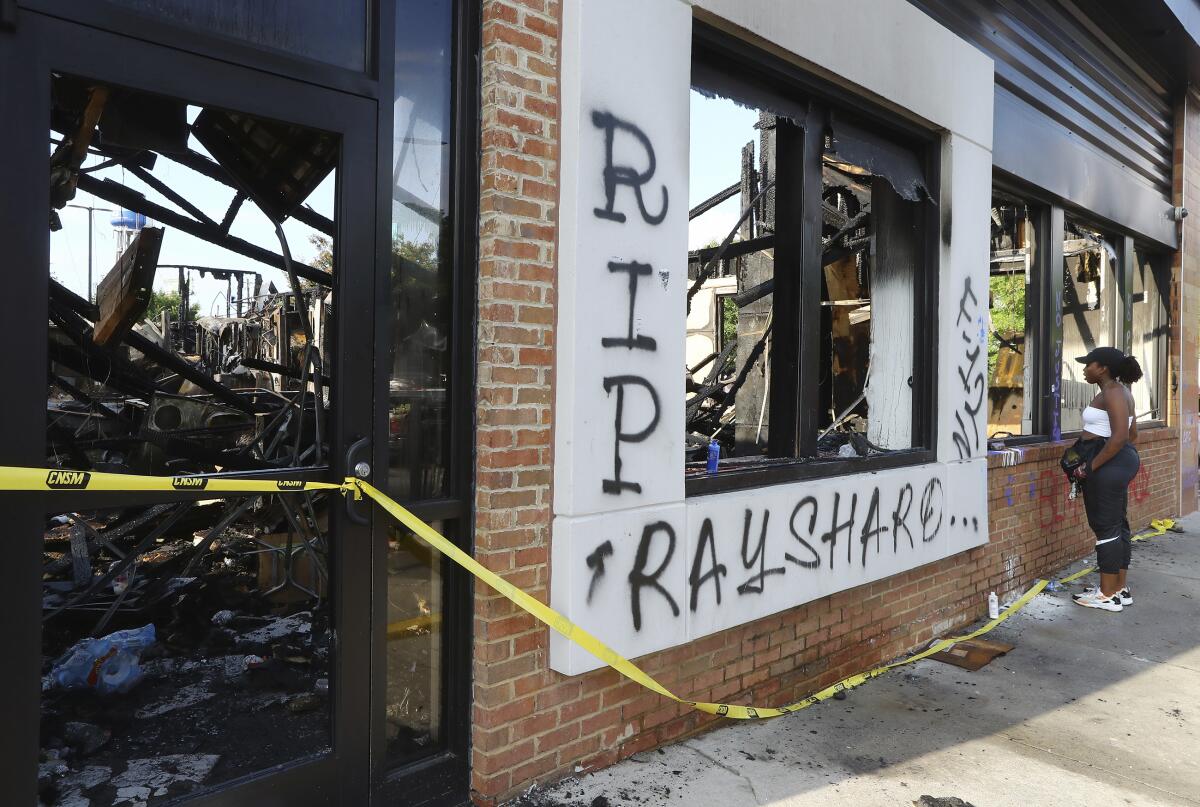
[{"left": 39, "top": 75, "right": 340, "bottom": 804}]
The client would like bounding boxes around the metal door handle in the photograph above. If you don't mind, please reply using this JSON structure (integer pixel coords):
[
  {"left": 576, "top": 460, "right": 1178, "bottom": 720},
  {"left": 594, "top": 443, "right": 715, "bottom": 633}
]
[{"left": 344, "top": 437, "right": 371, "bottom": 525}]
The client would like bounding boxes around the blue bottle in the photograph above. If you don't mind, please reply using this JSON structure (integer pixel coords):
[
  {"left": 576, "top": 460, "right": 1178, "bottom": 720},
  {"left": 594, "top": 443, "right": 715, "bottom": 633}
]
[{"left": 706, "top": 440, "right": 721, "bottom": 474}]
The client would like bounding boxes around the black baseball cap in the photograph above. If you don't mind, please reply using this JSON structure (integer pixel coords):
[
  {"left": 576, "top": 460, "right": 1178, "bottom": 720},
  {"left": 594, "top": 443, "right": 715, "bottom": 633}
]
[{"left": 1075, "top": 346, "right": 1125, "bottom": 369}]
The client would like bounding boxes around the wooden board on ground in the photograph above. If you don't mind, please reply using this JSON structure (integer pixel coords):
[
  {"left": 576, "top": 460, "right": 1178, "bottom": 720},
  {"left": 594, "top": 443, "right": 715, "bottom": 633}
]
[{"left": 929, "top": 638, "right": 1014, "bottom": 671}]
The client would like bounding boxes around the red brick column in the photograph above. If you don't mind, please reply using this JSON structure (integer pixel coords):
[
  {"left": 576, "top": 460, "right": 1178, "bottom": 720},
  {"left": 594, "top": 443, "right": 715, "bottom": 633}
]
[{"left": 473, "top": 0, "right": 563, "bottom": 801}]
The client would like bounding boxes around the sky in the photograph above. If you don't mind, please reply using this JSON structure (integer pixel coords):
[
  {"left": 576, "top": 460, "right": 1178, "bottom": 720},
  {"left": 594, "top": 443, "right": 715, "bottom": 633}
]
[{"left": 688, "top": 90, "right": 760, "bottom": 251}]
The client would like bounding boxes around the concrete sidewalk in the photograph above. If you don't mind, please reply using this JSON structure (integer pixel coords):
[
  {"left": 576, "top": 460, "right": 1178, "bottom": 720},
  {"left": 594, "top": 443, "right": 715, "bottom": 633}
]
[{"left": 512, "top": 516, "right": 1200, "bottom": 807}]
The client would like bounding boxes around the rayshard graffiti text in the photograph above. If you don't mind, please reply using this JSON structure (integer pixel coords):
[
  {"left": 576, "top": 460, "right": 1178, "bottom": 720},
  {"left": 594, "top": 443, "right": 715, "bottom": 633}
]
[{"left": 588, "top": 475, "right": 968, "bottom": 630}]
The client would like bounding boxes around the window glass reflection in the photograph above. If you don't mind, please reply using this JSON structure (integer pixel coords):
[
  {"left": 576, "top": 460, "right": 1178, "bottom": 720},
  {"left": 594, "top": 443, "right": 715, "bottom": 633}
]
[
  {"left": 386, "top": 0, "right": 453, "bottom": 767},
  {"left": 390, "top": 0, "right": 454, "bottom": 502},
  {"left": 385, "top": 521, "right": 445, "bottom": 759},
  {"left": 103, "top": 0, "right": 368, "bottom": 71}
]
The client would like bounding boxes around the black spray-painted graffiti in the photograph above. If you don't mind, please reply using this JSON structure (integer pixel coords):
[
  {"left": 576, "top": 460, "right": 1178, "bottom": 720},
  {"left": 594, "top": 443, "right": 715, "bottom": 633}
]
[
  {"left": 589, "top": 476, "right": 968, "bottom": 630},
  {"left": 627, "top": 521, "right": 680, "bottom": 631},
  {"left": 585, "top": 540, "right": 613, "bottom": 604},
  {"left": 952, "top": 277, "right": 985, "bottom": 459},
  {"left": 600, "top": 376, "right": 660, "bottom": 495},
  {"left": 592, "top": 110, "right": 669, "bottom": 497},
  {"left": 591, "top": 111, "right": 668, "bottom": 225},
  {"left": 601, "top": 260, "right": 657, "bottom": 351}
]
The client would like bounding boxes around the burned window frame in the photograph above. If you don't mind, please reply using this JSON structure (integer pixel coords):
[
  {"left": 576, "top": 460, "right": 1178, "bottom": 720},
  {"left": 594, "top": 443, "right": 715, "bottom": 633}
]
[
  {"left": 686, "top": 25, "right": 941, "bottom": 497},
  {"left": 1130, "top": 242, "right": 1170, "bottom": 425},
  {"left": 986, "top": 180, "right": 1174, "bottom": 445},
  {"left": 986, "top": 188, "right": 1048, "bottom": 443}
]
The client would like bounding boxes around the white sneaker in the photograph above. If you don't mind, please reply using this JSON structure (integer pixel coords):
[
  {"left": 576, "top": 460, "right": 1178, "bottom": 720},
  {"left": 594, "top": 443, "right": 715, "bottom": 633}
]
[
  {"left": 1073, "top": 589, "right": 1123, "bottom": 612},
  {"left": 1075, "top": 586, "right": 1132, "bottom": 606}
]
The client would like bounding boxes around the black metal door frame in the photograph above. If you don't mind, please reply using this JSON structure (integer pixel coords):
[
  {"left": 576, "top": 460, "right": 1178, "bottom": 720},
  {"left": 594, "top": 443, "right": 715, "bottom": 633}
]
[{"left": 0, "top": 9, "right": 380, "bottom": 806}]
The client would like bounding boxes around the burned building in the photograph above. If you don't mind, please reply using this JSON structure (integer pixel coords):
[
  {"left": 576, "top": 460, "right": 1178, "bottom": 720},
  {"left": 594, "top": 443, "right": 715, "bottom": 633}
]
[{"left": 3, "top": 1, "right": 1200, "bottom": 807}]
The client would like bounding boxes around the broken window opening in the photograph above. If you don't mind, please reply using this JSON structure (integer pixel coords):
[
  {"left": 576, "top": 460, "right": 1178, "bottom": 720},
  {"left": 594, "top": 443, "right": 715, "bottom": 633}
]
[
  {"left": 1060, "top": 216, "right": 1119, "bottom": 433},
  {"left": 1131, "top": 245, "right": 1169, "bottom": 424},
  {"left": 42, "top": 73, "right": 343, "bottom": 805},
  {"left": 685, "top": 72, "right": 931, "bottom": 485},
  {"left": 987, "top": 196, "right": 1036, "bottom": 438}
]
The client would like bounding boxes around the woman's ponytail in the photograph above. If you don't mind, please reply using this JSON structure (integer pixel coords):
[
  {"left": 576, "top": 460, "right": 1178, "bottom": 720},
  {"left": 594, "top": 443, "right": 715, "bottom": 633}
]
[{"left": 1116, "top": 354, "right": 1143, "bottom": 384}]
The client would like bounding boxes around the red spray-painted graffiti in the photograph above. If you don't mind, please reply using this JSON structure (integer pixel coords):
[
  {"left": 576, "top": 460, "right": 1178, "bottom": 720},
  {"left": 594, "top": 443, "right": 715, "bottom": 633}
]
[{"left": 1000, "top": 464, "right": 1154, "bottom": 529}]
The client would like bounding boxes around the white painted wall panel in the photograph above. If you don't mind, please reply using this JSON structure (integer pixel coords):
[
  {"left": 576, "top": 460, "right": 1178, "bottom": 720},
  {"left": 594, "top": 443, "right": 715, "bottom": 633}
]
[
  {"left": 550, "top": 505, "right": 689, "bottom": 675},
  {"left": 936, "top": 134, "right": 992, "bottom": 463},
  {"left": 554, "top": 0, "right": 691, "bottom": 517},
  {"left": 691, "top": 0, "right": 994, "bottom": 150},
  {"left": 550, "top": 0, "right": 995, "bottom": 675}
]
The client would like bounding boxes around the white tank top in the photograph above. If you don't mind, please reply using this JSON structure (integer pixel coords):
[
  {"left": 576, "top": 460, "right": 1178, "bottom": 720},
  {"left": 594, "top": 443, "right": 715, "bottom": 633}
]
[{"left": 1081, "top": 405, "right": 1132, "bottom": 437}]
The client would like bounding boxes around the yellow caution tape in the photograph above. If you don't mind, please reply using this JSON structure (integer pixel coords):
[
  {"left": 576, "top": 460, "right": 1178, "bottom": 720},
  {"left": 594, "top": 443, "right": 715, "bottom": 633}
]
[
  {"left": 6, "top": 464, "right": 1181, "bottom": 721},
  {"left": 1056, "top": 518, "right": 1176, "bottom": 584},
  {"left": 0, "top": 465, "right": 348, "bottom": 494}
]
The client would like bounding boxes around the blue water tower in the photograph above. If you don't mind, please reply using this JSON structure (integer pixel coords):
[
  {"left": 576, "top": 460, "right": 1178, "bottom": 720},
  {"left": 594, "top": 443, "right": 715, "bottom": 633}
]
[{"left": 111, "top": 208, "right": 148, "bottom": 258}]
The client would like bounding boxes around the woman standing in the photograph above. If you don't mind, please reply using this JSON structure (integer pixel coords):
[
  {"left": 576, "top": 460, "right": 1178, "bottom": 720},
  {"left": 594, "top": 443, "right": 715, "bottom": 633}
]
[{"left": 1071, "top": 346, "right": 1144, "bottom": 612}]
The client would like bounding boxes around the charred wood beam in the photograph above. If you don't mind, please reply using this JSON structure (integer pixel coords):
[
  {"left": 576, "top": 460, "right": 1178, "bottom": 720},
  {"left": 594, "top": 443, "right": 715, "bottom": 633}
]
[
  {"left": 219, "top": 192, "right": 246, "bottom": 235},
  {"left": 163, "top": 148, "right": 336, "bottom": 237},
  {"left": 688, "top": 180, "right": 776, "bottom": 308},
  {"left": 51, "top": 279, "right": 259, "bottom": 414},
  {"left": 179, "top": 497, "right": 259, "bottom": 577},
  {"left": 685, "top": 338, "right": 739, "bottom": 420},
  {"left": 125, "top": 328, "right": 259, "bottom": 414},
  {"left": 686, "top": 321, "right": 773, "bottom": 426},
  {"left": 44, "top": 502, "right": 197, "bottom": 622},
  {"left": 688, "top": 234, "right": 776, "bottom": 266},
  {"left": 825, "top": 209, "right": 870, "bottom": 247},
  {"left": 126, "top": 163, "right": 215, "bottom": 227},
  {"left": 240, "top": 356, "right": 331, "bottom": 387},
  {"left": 50, "top": 374, "right": 134, "bottom": 428},
  {"left": 734, "top": 277, "right": 775, "bottom": 309},
  {"left": 52, "top": 278, "right": 100, "bottom": 319},
  {"left": 689, "top": 181, "right": 739, "bottom": 220},
  {"left": 75, "top": 174, "right": 333, "bottom": 286},
  {"left": 49, "top": 300, "right": 158, "bottom": 398},
  {"left": 48, "top": 340, "right": 155, "bottom": 399},
  {"left": 102, "top": 503, "right": 176, "bottom": 542},
  {"left": 687, "top": 351, "right": 718, "bottom": 377}
]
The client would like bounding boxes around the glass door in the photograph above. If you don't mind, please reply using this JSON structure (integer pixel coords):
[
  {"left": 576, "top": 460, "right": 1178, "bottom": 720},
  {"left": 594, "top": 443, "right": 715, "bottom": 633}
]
[{"left": 1, "top": 11, "right": 377, "bottom": 806}]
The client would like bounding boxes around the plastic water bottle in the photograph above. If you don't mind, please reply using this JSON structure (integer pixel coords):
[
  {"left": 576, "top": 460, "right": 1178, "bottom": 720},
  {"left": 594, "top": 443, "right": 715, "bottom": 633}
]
[
  {"left": 50, "top": 624, "right": 156, "bottom": 695},
  {"left": 987, "top": 591, "right": 1000, "bottom": 619},
  {"left": 706, "top": 440, "right": 721, "bottom": 475}
]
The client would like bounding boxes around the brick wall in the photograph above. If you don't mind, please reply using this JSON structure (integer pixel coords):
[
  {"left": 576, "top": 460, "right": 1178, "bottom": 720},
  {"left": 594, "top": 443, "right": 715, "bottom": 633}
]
[
  {"left": 473, "top": 0, "right": 562, "bottom": 800},
  {"left": 471, "top": 5, "right": 1187, "bottom": 804}
]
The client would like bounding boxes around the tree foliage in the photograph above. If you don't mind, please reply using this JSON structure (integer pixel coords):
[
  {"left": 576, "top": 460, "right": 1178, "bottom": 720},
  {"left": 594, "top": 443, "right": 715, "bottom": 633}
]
[
  {"left": 988, "top": 274, "right": 1025, "bottom": 380},
  {"left": 146, "top": 290, "right": 199, "bottom": 323}
]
